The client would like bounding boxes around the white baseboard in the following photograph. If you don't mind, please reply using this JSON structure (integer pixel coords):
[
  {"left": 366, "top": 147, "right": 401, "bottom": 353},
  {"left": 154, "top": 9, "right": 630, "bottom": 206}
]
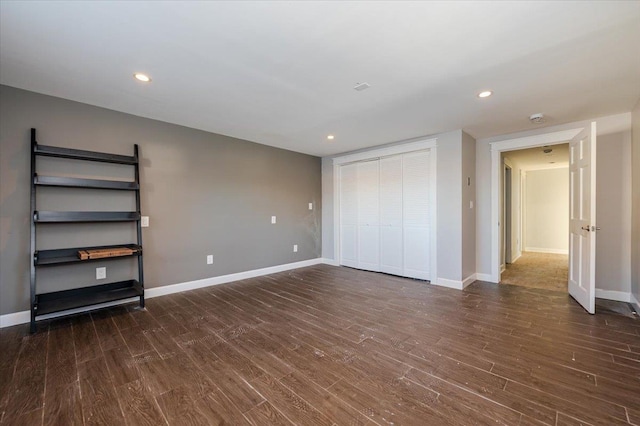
[
  {"left": 146, "top": 258, "right": 324, "bottom": 298},
  {"left": 0, "top": 310, "right": 31, "bottom": 328},
  {"left": 525, "top": 247, "right": 569, "bottom": 255},
  {"left": 510, "top": 252, "right": 522, "bottom": 263},
  {"left": 0, "top": 258, "right": 325, "bottom": 329},
  {"left": 475, "top": 273, "right": 493, "bottom": 282},
  {"left": 434, "top": 277, "right": 464, "bottom": 290},
  {"left": 595, "top": 289, "right": 631, "bottom": 303},
  {"left": 320, "top": 258, "right": 340, "bottom": 266},
  {"left": 434, "top": 275, "right": 476, "bottom": 290},
  {"left": 462, "top": 273, "right": 477, "bottom": 288}
]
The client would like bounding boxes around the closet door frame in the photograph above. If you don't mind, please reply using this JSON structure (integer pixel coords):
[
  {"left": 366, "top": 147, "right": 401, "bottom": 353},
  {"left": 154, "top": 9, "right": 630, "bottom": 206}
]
[{"left": 333, "top": 138, "right": 438, "bottom": 282}]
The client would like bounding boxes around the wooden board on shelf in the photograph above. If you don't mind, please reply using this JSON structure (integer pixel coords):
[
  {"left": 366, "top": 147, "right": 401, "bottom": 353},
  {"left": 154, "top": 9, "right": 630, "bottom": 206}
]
[{"left": 78, "top": 247, "right": 137, "bottom": 260}]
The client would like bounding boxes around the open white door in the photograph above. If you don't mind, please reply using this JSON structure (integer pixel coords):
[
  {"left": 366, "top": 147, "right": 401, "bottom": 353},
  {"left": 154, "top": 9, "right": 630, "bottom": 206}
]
[{"left": 568, "top": 122, "right": 597, "bottom": 314}]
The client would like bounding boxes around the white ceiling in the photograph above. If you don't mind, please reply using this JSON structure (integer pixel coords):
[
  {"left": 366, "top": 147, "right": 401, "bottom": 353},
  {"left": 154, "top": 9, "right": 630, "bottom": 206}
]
[
  {"left": 1, "top": 1, "right": 639, "bottom": 157},
  {"left": 503, "top": 144, "right": 570, "bottom": 170}
]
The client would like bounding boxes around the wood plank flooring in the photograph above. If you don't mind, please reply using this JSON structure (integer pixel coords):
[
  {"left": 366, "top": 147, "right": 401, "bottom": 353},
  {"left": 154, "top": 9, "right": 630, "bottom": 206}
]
[{"left": 1, "top": 264, "right": 639, "bottom": 425}]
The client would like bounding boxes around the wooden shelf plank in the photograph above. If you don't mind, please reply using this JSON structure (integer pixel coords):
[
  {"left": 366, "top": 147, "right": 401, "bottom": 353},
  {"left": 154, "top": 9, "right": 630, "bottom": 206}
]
[{"left": 35, "top": 244, "right": 141, "bottom": 266}]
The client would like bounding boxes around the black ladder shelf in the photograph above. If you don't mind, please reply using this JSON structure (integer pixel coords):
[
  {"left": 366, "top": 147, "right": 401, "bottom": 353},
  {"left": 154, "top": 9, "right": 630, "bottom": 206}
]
[{"left": 29, "top": 128, "right": 145, "bottom": 332}]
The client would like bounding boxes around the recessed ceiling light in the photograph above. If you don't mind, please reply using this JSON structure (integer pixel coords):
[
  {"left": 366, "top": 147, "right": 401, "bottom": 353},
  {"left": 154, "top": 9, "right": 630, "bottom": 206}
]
[
  {"left": 134, "top": 73, "right": 151, "bottom": 82},
  {"left": 327, "top": 135, "right": 335, "bottom": 140},
  {"left": 478, "top": 90, "right": 492, "bottom": 98}
]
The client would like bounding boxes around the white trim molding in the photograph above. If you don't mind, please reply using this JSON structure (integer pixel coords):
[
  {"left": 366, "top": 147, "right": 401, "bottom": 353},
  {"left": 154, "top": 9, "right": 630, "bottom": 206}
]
[
  {"left": 332, "top": 138, "right": 437, "bottom": 166},
  {"left": 434, "top": 278, "right": 464, "bottom": 290},
  {"left": 594, "top": 289, "right": 631, "bottom": 303},
  {"left": 475, "top": 273, "right": 493, "bottom": 282},
  {"left": 524, "top": 247, "right": 569, "bottom": 255},
  {"left": 0, "top": 258, "right": 326, "bottom": 328},
  {"left": 462, "top": 274, "right": 478, "bottom": 288},
  {"left": 435, "top": 274, "right": 477, "bottom": 290}
]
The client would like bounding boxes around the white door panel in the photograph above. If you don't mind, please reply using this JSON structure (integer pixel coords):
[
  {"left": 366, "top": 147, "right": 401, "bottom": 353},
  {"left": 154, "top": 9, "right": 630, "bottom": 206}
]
[
  {"left": 380, "top": 226, "right": 403, "bottom": 275},
  {"left": 404, "top": 227, "right": 430, "bottom": 280},
  {"left": 403, "top": 151, "right": 431, "bottom": 280},
  {"left": 340, "top": 225, "right": 358, "bottom": 268},
  {"left": 357, "top": 161, "right": 380, "bottom": 227},
  {"left": 379, "top": 156, "right": 403, "bottom": 275},
  {"left": 356, "top": 161, "right": 380, "bottom": 271},
  {"left": 339, "top": 163, "right": 358, "bottom": 268},
  {"left": 568, "top": 122, "right": 596, "bottom": 314},
  {"left": 358, "top": 225, "right": 380, "bottom": 271},
  {"left": 339, "top": 149, "right": 433, "bottom": 281}
]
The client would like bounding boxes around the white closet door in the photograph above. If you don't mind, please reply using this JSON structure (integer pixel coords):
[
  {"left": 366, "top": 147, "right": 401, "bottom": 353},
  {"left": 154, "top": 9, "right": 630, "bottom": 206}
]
[
  {"left": 357, "top": 160, "right": 380, "bottom": 271},
  {"left": 379, "top": 155, "right": 403, "bottom": 276},
  {"left": 403, "top": 151, "right": 431, "bottom": 280},
  {"left": 339, "top": 163, "right": 358, "bottom": 268}
]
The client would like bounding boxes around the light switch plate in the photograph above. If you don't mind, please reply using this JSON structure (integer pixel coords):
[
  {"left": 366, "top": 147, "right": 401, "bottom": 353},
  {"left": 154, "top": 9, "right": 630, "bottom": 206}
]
[
  {"left": 308, "top": 203, "right": 313, "bottom": 210},
  {"left": 141, "top": 216, "right": 149, "bottom": 227},
  {"left": 271, "top": 216, "right": 276, "bottom": 224}
]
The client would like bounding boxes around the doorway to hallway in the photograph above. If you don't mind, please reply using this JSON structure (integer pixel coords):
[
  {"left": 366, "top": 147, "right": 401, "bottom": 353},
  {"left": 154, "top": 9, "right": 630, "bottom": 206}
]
[{"left": 499, "top": 144, "right": 570, "bottom": 293}]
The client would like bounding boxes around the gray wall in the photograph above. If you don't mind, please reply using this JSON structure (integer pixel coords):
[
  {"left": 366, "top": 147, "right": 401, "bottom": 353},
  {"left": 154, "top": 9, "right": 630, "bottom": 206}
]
[
  {"left": 524, "top": 168, "right": 569, "bottom": 253},
  {"left": 595, "top": 133, "right": 631, "bottom": 293},
  {"left": 461, "top": 131, "right": 476, "bottom": 281},
  {"left": 0, "top": 85, "right": 321, "bottom": 315},
  {"left": 632, "top": 100, "right": 640, "bottom": 307},
  {"left": 436, "top": 130, "right": 463, "bottom": 282}
]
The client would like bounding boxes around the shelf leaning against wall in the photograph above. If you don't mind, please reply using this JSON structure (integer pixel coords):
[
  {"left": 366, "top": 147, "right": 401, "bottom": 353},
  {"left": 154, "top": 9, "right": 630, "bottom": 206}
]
[{"left": 29, "top": 128, "right": 144, "bottom": 332}]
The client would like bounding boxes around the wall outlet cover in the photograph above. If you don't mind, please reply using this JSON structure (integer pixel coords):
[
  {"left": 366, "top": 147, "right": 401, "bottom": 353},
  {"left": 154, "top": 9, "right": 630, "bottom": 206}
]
[
  {"left": 271, "top": 216, "right": 276, "bottom": 224},
  {"left": 141, "top": 216, "right": 149, "bottom": 227},
  {"left": 293, "top": 244, "right": 298, "bottom": 252},
  {"left": 96, "top": 267, "right": 106, "bottom": 280},
  {"left": 308, "top": 203, "right": 313, "bottom": 210},
  {"left": 207, "top": 255, "right": 213, "bottom": 265}
]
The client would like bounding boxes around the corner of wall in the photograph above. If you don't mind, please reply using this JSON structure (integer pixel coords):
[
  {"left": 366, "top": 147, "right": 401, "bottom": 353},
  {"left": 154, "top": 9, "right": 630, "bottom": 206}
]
[{"left": 631, "top": 98, "right": 640, "bottom": 303}]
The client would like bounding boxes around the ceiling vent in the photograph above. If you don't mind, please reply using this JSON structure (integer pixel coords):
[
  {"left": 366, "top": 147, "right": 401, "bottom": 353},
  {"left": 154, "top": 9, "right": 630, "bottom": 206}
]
[
  {"left": 529, "top": 113, "right": 544, "bottom": 124},
  {"left": 354, "top": 82, "right": 370, "bottom": 91}
]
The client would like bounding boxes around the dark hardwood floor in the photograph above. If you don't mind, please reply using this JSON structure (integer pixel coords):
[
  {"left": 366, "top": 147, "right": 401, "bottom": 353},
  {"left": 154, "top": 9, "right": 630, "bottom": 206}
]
[{"left": 1, "top": 264, "right": 639, "bottom": 425}]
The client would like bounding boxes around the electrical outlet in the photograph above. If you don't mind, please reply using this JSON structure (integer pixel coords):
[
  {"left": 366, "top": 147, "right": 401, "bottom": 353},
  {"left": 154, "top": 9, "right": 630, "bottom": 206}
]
[
  {"left": 141, "top": 216, "right": 149, "bottom": 227},
  {"left": 470, "top": 201, "right": 474, "bottom": 209},
  {"left": 293, "top": 244, "right": 298, "bottom": 252},
  {"left": 271, "top": 216, "right": 276, "bottom": 224},
  {"left": 308, "top": 203, "right": 313, "bottom": 210},
  {"left": 207, "top": 255, "right": 213, "bottom": 265},
  {"left": 96, "top": 267, "right": 106, "bottom": 280}
]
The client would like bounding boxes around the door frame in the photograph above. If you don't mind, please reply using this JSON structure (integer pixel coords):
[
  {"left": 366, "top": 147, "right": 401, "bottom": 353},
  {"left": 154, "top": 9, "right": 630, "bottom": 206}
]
[
  {"left": 332, "top": 137, "right": 438, "bottom": 281},
  {"left": 490, "top": 128, "right": 583, "bottom": 283},
  {"left": 503, "top": 161, "right": 513, "bottom": 266}
]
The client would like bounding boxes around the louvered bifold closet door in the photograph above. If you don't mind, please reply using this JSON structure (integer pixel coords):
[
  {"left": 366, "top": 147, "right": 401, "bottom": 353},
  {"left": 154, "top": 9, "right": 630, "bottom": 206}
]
[
  {"left": 379, "top": 155, "right": 403, "bottom": 276},
  {"left": 356, "top": 160, "right": 380, "bottom": 271},
  {"left": 402, "top": 151, "right": 431, "bottom": 280},
  {"left": 339, "top": 163, "right": 358, "bottom": 268}
]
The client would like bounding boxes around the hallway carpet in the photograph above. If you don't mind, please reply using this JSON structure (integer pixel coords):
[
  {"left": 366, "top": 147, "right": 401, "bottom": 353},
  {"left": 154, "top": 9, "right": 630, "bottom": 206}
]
[{"left": 500, "top": 251, "right": 568, "bottom": 292}]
